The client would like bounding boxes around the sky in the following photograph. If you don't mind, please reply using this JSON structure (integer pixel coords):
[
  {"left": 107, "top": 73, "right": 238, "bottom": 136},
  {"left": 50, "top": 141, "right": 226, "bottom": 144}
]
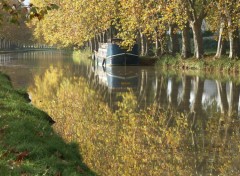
[{"left": 24, "top": 0, "right": 30, "bottom": 5}]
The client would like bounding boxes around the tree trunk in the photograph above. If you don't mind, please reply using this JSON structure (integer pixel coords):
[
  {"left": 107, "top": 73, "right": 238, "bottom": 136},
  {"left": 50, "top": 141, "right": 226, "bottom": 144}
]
[
  {"left": 94, "top": 36, "right": 98, "bottom": 51},
  {"left": 190, "top": 20, "right": 204, "bottom": 59},
  {"left": 215, "top": 22, "right": 227, "bottom": 58},
  {"left": 228, "top": 27, "right": 240, "bottom": 59},
  {"left": 155, "top": 35, "right": 161, "bottom": 56},
  {"left": 136, "top": 31, "right": 141, "bottom": 55},
  {"left": 169, "top": 24, "right": 180, "bottom": 55},
  {"left": 103, "top": 32, "right": 107, "bottom": 43},
  {"left": 3, "top": 39, "right": 5, "bottom": 49},
  {"left": 181, "top": 23, "right": 191, "bottom": 58},
  {"left": 216, "top": 39, "right": 227, "bottom": 58},
  {"left": 140, "top": 32, "right": 146, "bottom": 56},
  {"left": 92, "top": 38, "right": 96, "bottom": 51},
  {"left": 97, "top": 35, "right": 101, "bottom": 47},
  {"left": 8, "top": 40, "right": 11, "bottom": 49},
  {"left": 160, "top": 32, "right": 168, "bottom": 55},
  {"left": 145, "top": 36, "right": 149, "bottom": 56},
  {"left": 89, "top": 40, "right": 93, "bottom": 52},
  {"left": 0, "top": 39, "right": 2, "bottom": 49},
  {"left": 3, "top": 39, "right": 6, "bottom": 49},
  {"left": 99, "top": 33, "right": 102, "bottom": 43}
]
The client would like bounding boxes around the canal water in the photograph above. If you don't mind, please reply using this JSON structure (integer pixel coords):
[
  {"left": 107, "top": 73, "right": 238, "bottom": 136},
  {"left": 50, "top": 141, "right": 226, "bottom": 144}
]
[{"left": 0, "top": 50, "right": 240, "bottom": 175}]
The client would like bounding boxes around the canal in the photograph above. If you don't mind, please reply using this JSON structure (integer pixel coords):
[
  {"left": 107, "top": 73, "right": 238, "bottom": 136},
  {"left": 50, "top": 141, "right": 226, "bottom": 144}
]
[{"left": 0, "top": 50, "right": 240, "bottom": 175}]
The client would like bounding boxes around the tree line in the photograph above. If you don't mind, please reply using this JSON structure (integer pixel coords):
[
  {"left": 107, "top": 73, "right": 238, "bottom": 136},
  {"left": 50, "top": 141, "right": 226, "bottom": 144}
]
[
  {"left": 30, "top": 0, "right": 240, "bottom": 59},
  {"left": 0, "top": 0, "right": 33, "bottom": 49},
  {"left": 0, "top": 0, "right": 58, "bottom": 50}
]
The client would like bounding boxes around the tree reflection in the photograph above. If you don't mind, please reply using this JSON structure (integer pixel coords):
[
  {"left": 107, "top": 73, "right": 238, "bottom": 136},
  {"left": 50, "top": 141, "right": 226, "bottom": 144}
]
[
  {"left": 29, "top": 66, "right": 240, "bottom": 176},
  {"left": 179, "top": 75, "right": 191, "bottom": 111},
  {"left": 216, "top": 81, "right": 228, "bottom": 114},
  {"left": 171, "top": 77, "right": 179, "bottom": 108}
]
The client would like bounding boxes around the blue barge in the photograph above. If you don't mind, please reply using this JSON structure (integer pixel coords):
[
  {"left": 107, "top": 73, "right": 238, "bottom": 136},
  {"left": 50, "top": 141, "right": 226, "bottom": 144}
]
[{"left": 95, "top": 42, "right": 139, "bottom": 66}]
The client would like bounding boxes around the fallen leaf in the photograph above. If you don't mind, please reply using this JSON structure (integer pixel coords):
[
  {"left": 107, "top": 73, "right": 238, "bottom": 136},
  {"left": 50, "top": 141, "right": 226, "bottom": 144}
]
[
  {"left": 76, "top": 166, "right": 85, "bottom": 174},
  {"left": 16, "top": 151, "right": 29, "bottom": 162},
  {"left": 54, "top": 171, "right": 61, "bottom": 176}
]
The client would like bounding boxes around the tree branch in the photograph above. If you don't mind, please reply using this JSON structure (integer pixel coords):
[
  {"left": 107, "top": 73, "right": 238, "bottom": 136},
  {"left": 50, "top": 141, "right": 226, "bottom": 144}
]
[{"left": 187, "top": 0, "right": 197, "bottom": 21}]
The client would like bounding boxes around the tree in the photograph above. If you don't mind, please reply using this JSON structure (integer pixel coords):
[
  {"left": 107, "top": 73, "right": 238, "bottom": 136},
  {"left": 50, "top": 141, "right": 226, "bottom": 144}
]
[
  {"left": 175, "top": 0, "right": 213, "bottom": 59},
  {"left": 0, "top": 0, "right": 59, "bottom": 49},
  {"left": 28, "top": 0, "right": 240, "bottom": 60},
  {"left": 207, "top": 0, "right": 240, "bottom": 59},
  {"left": 224, "top": 0, "right": 240, "bottom": 59},
  {"left": 31, "top": 0, "right": 116, "bottom": 49}
]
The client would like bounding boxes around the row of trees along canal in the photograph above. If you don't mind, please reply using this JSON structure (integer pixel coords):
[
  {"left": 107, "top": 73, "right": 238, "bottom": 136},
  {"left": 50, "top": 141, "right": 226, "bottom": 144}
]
[
  {"left": 0, "top": 0, "right": 57, "bottom": 50},
  {"left": 30, "top": 0, "right": 240, "bottom": 59}
]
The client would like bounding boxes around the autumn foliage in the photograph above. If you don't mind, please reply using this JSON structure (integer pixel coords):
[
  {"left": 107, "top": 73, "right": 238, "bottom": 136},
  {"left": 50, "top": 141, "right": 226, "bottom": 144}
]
[{"left": 28, "top": 0, "right": 240, "bottom": 59}]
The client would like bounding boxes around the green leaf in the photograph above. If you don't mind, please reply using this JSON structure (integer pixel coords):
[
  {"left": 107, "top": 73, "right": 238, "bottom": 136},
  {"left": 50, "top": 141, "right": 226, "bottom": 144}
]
[
  {"left": 50, "top": 4, "right": 59, "bottom": 10},
  {"left": 30, "top": 7, "right": 37, "bottom": 14},
  {"left": 9, "top": 16, "right": 19, "bottom": 24},
  {"left": 2, "top": 3, "right": 11, "bottom": 11}
]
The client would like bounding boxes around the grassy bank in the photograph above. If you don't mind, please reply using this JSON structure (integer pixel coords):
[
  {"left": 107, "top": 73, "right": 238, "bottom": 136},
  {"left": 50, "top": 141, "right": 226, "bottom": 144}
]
[
  {"left": 0, "top": 73, "right": 95, "bottom": 175},
  {"left": 156, "top": 54, "right": 240, "bottom": 75}
]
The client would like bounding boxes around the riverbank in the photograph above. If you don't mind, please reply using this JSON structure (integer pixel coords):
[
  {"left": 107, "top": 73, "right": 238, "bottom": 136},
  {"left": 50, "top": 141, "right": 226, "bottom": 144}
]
[
  {"left": 0, "top": 73, "right": 95, "bottom": 175},
  {"left": 155, "top": 55, "right": 240, "bottom": 75}
]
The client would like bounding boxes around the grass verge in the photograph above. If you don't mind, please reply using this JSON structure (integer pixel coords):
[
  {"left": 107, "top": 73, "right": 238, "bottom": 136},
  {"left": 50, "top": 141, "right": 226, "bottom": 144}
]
[
  {"left": 0, "top": 72, "right": 95, "bottom": 176},
  {"left": 156, "top": 54, "right": 240, "bottom": 76},
  {"left": 72, "top": 49, "right": 92, "bottom": 64}
]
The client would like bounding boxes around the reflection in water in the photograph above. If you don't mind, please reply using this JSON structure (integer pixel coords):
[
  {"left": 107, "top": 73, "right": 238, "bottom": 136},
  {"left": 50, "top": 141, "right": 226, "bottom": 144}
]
[
  {"left": 0, "top": 51, "right": 70, "bottom": 88},
  {"left": 30, "top": 66, "right": 240, "bottom": 176},
  {"left": 93, "top": 65, "right": 139, "bottom": 111},
  {"left": 1, "top": 51, "right": 240, "bottom": 175}
]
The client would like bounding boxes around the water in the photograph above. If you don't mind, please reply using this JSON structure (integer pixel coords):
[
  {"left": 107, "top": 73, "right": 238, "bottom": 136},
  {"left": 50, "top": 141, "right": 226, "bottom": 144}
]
[{"left": 1, "top": 50, "right": 240, "bottom": 175}]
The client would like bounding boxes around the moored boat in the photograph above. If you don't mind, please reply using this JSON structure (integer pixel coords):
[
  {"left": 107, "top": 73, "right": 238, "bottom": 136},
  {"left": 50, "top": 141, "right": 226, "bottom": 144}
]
[{"left": 95, "top": 40, "right": 139, "bottom": 66}]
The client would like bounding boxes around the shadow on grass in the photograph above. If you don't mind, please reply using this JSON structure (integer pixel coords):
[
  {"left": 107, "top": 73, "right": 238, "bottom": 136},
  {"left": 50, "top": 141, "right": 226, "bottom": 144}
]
[{"left": 0, "top": 72, "right": 96, "bottom": 176}]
